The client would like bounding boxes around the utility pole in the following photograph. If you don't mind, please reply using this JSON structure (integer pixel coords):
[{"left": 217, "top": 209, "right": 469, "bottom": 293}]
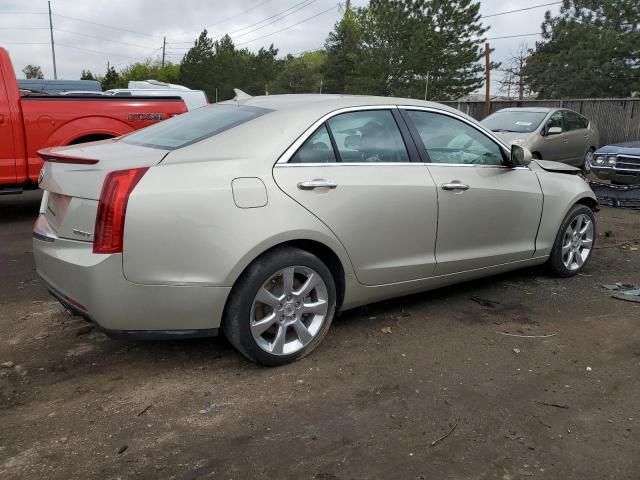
[
  {"left": 48, "top": 1, "right": 57, "bottom": 79},
  {"left": 484, "top": 42, "right": 490, "bottom": 117},
  {"left": 161, "top": 36, "right": 166, "bottom": 68},
  {"left": 424, "top": 72, "right": 430, "bottom": 101}
]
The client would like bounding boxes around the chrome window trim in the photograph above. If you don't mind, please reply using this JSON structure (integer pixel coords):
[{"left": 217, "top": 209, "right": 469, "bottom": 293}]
[
  {"left": 274, "top": 103, "right": 530, "bottom": 170},
  {"left": 276, "top": 105, "right": 409, "bottom": 166}
]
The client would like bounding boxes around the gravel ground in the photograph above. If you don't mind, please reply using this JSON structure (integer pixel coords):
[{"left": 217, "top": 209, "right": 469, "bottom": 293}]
[{"left": 1, "top": 191, "right": 639, "bottom": 480}]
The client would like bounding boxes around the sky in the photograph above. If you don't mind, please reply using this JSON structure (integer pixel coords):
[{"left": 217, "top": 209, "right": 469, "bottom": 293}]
[{"left": 0, "top": 0, "right": 562, "bottom": 94}]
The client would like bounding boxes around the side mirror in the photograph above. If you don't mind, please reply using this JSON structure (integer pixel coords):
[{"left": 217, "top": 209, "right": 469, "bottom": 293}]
[
  {"left": 547, "top": 126, "right": 563, "bottom": 135},
  {"left": 510, "top": 144, "right": 532, "bottom": 167}
]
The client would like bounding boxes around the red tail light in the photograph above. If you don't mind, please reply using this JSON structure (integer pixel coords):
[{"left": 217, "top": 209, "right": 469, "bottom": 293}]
[{"left": 93, "top": 167, "right": 148, "bottom": 254}]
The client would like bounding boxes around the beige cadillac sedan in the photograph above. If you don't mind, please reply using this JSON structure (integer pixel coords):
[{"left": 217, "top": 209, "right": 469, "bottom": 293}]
[{"left": 33, "top": 94, "right": 597, "bottom": 365}]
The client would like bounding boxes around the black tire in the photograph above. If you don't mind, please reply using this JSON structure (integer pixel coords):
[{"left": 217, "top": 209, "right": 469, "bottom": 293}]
[
  {"left": 547, "top": 204, "right": 596, "bottom": 277},
  {"left": 582, "top": 148, "right": 595, "bottom": 173},
  {"left": 532, "top": 152, "right": 542, "bottom": 160},
  {"left": 222, "top": 247, "right": 336, "bottom": 366}
]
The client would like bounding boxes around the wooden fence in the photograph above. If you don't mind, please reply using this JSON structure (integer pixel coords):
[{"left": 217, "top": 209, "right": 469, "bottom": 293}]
[{"left": 438, "top": 98, "right": 640, "bottom": 146}]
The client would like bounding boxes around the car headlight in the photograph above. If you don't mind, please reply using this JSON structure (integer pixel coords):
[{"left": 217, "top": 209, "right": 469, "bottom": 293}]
[
  {"left": 606, "top": 155, "right": 617, "bottom": 167},
  {"left": 594, "top": 155, "right": 605, "bottom": 165}
]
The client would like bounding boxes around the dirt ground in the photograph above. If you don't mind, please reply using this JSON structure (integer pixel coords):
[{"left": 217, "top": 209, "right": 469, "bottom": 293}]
[{"left": 0, "top": 191, "right": 639, "bottom": 480}]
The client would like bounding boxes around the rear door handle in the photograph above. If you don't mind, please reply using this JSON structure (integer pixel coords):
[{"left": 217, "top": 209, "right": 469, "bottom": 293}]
[
  {"left": 297, "top": 180, "right": 338, "bottom": 190},
  {"left": 441, "top": 182, "right": 469, "bottom": 191}
]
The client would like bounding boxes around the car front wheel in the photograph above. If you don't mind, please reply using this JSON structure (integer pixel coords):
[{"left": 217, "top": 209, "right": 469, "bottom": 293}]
[
  {"left": 548, "top": 204, "right": 596, "bottom": 277},
  {"left": 223, "top": 247, "right": 336, "bottom": 366}
]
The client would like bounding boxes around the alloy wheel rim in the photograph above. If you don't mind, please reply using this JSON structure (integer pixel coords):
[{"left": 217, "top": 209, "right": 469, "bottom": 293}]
[
  {"left": 250, "top": 266, "right": 328, "bottom": 356},
  {"left": 561, "top": 214, "right": 594, "bottom": 271}
]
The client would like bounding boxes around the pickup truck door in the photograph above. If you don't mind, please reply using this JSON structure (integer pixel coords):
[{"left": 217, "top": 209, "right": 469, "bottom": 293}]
[{"left": 0, "top": 66, "right": 17, "bottom": 184}]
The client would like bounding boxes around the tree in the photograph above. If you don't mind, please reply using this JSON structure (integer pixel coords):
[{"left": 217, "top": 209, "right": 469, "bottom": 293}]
[
  {"left": 100, "top": 66, "right": 122, "bottom": 90},
  {"left": 322, "top": 0, "right": 493, "bottom": 99},
  {"left": 80, "top": 69, "right": 96, "bottom": 80},
  {"left": 179, "top": 30, "right": 216, "bottom": 97},
  {"left": 323, "top": 7, "right": 363, "bottom": 93},
  {"left": 272, "top": 51, "right": 327, "bottom": 94},
  {"left": 498, "top": 43, "right": 534, "bottom": 99},
  {"left": 119, "top": 59, "right": 180, "bottom": 85},
  {"left": 523, "top": 0, "right": 640, "bottom": 98},
  {"left": 22, "top": 65, "right": 44, "bottom": 79}
]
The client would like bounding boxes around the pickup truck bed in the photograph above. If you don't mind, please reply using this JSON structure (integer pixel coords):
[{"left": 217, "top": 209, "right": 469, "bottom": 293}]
[{"left": 0, "top": 47, "right": 188, "bottom": 191}]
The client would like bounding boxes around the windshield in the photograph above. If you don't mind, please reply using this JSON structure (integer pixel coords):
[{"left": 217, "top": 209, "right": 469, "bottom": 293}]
[
  {"left": 482, "top": 111, "right": 548, "bottom": 133},
  {"left": 121, "top": 104, "right": 272, "bottom": 150}
]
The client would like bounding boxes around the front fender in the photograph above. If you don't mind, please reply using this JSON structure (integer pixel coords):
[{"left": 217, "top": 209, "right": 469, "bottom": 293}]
[{"left": 535, "top": 170, "right": 597, "bottom": 256}]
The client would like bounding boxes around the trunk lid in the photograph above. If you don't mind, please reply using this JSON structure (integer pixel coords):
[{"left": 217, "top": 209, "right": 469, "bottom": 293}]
[{"left": 38, "top": 139, "right": 168, "bottom": 242}]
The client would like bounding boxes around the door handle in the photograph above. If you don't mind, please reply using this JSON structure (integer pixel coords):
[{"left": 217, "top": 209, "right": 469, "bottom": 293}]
[
  {"left": 297, "top": 179, "right": 338, "bottom": 190},
  {"left": 441, "top": 182, "right": 469, "bottom": 191}
]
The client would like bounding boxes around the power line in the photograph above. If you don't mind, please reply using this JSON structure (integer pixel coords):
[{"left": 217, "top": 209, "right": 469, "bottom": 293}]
[
  {"left": 166, "top": 0, "right": 320, "bottom": 49},
  {"left": 52, "top": 13, "right": 162, "bottom": 39},
  {"left": 56, "top": 43, "right": 138, "bottom": 59},
  {"left": 170, "top": 0, "right": 277, "bottom": 39},
  {"left": 483, "top": 2, "right": 562, "bottom": 18},
  {"left": 53, "top": 27, "right": 159, "bottom": 50},
  {"left": 228, "top": 0, "right": 318, "bottom": 39},
  {"left": 236, "top": 5, "right": 339, "bottom": 47},
  {"left": 487, "top": 33, "right": 541, "bottom": 40}
]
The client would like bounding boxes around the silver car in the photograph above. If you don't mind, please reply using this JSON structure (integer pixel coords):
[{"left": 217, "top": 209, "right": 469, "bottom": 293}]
[
  {"left": 33, "top": 95, "right": 597, "bottom": 365},
  {"left": 482, "top": 107, "right": 599, "bottom": 171}
]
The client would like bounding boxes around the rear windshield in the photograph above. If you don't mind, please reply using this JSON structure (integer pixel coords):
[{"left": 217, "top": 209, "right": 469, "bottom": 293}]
[
  {"left": 121, "top": 104, "right": 272, "bottom": 150},
  {"left": 482, "top": 111, "right": 548, "bottom": 133}
]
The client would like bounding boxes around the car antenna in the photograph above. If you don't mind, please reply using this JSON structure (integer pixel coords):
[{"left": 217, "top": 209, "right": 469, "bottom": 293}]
[{"left": 233, "top": 88, "right": 252, "bottom": 105}]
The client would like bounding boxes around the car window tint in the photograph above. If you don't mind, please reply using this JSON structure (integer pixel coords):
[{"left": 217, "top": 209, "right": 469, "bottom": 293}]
[
  {"left": 546, "top": 111, "right": 563, "bottom": 132},
  {"left": 406, "top": 110, "right": 504, "bottom": 165},
  {"left": 121, "top": 104, "right": 272, "bottom": 150},
  {"left": 579, "top": 115, "right": 589, "bottom": 129},
  {"left": 563, "top": 111, "right": 584, "bottom": 131},
  {"left": 326, "top": 110, "right": 410, "bottom": 163},
  {"left": 290, "top": 125, "right": 337, "bottom": 164}
]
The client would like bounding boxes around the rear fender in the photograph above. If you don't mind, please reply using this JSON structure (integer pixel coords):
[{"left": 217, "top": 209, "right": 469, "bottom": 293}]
[{"left": 46, "top": 116, "right": 135, "bottom": 146}]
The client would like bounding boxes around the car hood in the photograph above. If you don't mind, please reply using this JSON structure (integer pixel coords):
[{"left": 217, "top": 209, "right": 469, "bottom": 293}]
[
  {"left": 596, "top": 141, "right": 640, "bottom": 155},
  {"left": 491, "top": 131, "right": 531, "bottom": 144},
  {"left": 534, "top": 159, "right": 582, "bottom": 174}
]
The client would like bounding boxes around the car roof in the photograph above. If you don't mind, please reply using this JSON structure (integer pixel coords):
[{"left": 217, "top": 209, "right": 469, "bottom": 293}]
[
  {"left": 219, "top": 93, "right": 462, "bottom": 116},
  {"left": 494, "top": 107, "right": 556, "bottom": 113}
]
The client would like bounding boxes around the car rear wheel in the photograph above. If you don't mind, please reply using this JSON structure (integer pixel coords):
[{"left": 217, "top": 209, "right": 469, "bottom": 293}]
[
  {"left": 223, "top": 247, "right": 336, "bottom": 366},
  {"left": 548, "top": 204, "right": 596, "bottom": 277}
]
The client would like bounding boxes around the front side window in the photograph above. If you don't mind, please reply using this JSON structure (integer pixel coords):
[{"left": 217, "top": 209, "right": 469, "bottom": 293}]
[
  {"left": 406, "top": 110, "right": 505, "bottom": 165},
  {"left": 121, "top": 104, "right": 272, "bottom": 150},
  {"left": 545, "top": 111, "right": 564, "bottom": 134},
  {"left": 326, "top": 110, "right": 410, "bottom": 163}
]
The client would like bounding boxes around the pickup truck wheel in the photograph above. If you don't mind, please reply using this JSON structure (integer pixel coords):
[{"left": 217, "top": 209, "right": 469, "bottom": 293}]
[
  {"left": 548, "top": 205, "right": 596, "bottom": 277},
  {"left": 222, "top": 247, "right": 336, "bottom": 366}
]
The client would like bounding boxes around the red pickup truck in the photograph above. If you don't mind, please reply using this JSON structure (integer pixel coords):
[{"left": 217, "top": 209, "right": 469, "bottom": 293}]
[{"left": 0, "top": 47, "right": 187, "bottom": 193}]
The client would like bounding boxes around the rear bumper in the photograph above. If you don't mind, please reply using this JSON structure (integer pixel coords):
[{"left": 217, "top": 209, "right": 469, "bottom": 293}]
[{"left": 33, "top": 215, "right": 231, "bottom": 336}]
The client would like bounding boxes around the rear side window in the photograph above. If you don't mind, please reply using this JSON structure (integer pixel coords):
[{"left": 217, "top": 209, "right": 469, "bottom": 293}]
[
  {"left": 121, "top": 104, "right": 272, "bottom": 150},
  {"left": 290, "top": 125, "right": 337, "bottom": 163},
  {"left": 563, "top": 111, "right": 585, "bottom": 131}
]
